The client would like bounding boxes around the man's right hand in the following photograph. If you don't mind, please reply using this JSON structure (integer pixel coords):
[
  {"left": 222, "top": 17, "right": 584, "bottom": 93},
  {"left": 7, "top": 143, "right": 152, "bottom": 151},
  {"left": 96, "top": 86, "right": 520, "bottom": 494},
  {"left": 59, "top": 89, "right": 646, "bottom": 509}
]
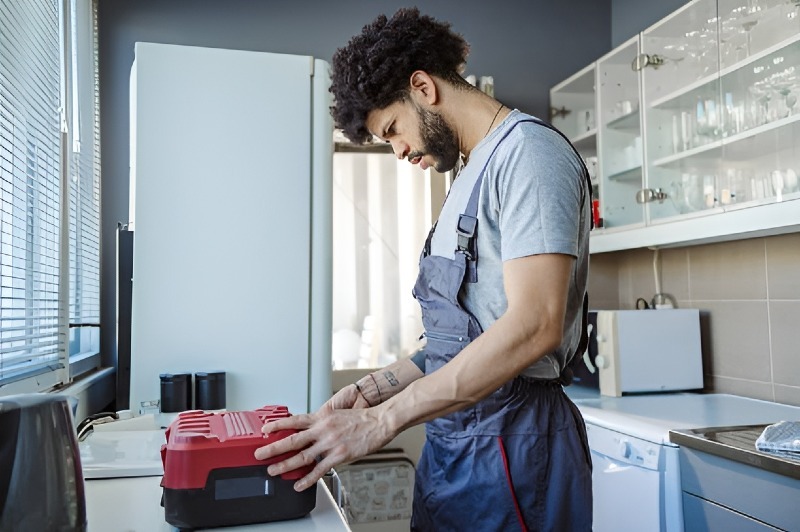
[{"left": 322, "top": 383, "right": 371, "bottom": 412}]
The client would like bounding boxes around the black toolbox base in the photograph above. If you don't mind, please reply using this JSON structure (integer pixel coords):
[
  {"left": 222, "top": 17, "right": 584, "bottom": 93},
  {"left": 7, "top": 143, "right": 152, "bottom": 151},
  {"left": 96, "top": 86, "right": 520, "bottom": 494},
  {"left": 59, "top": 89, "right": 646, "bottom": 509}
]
[{"left": 162, "top": 466, "right": 317, "bottom": 530}]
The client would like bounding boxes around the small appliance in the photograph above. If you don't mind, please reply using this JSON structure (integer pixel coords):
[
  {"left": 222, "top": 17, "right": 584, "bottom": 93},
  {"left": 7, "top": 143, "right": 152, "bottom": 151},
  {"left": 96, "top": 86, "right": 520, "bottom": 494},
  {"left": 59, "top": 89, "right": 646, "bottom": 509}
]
[
  {"left": 0, "top": 393, "right": 87, "bottom": 531},
  {"left": 160, "top": 405, "right": 316, "bottom": 529},
  {"left": 590, "top": 309, "right": 703, "bottom": 397}
]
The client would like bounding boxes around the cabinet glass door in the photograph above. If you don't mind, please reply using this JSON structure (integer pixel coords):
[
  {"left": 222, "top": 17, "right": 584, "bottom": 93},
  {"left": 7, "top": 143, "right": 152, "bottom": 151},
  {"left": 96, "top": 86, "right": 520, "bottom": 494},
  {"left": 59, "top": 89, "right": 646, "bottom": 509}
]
[
  {"left": 717, "top": 0, "right": 800, "bottom": 207},
  {"left": 549, "top": 64, "right": 599, "bottom": 225},
  {"left": 641, "top": 0, "right": 723, "bottom": 222},
  {"left": 598, "top": 36, "right": 644, "bottom": 228}
]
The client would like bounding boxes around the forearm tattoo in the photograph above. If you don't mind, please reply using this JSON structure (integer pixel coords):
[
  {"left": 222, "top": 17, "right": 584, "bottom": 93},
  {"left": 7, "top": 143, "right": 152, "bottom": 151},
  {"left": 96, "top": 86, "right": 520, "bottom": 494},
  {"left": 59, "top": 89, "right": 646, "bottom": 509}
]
[{"left": 383, "top": 370, "right": 399, "bottom": 387}]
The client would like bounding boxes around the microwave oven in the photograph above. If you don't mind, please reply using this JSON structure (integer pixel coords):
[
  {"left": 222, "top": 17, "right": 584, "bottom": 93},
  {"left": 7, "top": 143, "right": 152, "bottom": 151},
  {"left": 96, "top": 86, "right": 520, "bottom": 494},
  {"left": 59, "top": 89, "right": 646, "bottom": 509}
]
[{"left": 569, "top": 309, "right": 703, "bottom": 397}]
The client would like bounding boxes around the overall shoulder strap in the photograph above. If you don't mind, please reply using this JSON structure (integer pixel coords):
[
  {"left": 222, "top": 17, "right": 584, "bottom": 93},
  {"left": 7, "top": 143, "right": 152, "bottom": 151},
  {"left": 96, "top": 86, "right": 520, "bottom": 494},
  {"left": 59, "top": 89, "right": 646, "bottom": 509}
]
[{"left": 457, "top": 118, "right": 541, "bottom": 282}]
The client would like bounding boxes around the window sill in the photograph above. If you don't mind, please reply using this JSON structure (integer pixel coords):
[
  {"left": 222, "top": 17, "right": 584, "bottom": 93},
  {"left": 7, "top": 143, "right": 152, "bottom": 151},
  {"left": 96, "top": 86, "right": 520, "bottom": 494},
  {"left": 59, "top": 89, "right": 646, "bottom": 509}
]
[
  {"left": 71, "top": 351, "right": 101, "bottom": 380},
  {"left": 59, "top": 366, "right": 116, "bottom": 425}
]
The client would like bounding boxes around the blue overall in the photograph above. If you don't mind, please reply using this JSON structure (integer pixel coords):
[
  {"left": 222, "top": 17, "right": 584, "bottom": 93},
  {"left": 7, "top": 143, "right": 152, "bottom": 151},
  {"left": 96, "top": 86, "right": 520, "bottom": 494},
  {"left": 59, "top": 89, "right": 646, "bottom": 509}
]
[{"left": 410, "top": 119, "right": 593, "bottom": 531}]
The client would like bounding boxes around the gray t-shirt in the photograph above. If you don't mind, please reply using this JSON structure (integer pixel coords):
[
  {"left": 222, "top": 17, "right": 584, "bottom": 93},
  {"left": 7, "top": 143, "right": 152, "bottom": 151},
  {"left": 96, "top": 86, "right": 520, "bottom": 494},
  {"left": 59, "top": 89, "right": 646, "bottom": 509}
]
[{"left": 429, "top": 110, "right": 590, "bottom": 379}]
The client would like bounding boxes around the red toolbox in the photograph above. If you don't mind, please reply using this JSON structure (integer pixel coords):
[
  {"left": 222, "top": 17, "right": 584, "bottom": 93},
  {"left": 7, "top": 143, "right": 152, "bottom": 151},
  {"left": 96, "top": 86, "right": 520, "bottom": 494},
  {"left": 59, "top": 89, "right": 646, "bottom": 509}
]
[{"left": 160, "top": 406, "right": 316, "bottom": 529}]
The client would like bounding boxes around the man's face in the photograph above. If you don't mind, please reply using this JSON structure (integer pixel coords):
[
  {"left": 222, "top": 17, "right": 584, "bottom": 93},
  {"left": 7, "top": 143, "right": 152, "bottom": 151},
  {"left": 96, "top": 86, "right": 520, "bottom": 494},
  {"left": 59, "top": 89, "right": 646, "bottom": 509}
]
[{"left": 366, "top": 100, "right": 460, "bottom": 173}]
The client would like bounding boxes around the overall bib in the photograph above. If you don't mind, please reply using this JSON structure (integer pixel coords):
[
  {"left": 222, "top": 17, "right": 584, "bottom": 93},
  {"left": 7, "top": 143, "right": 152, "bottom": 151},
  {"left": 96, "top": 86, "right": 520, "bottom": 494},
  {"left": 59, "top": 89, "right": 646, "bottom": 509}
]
[{"left": 410, "top": 119, "right": 593, "bottom": 532}]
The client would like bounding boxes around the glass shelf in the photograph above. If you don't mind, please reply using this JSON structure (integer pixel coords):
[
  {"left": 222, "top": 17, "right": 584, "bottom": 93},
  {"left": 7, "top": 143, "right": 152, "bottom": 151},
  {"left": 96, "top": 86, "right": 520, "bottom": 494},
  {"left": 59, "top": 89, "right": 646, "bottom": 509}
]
[
  {"left": 607, "top": 165, "right": 643, "bottom": 182},
  {"left": 653, "top": 112, "right": 800, "bottom": 168},
  {"left": 550, "top": 63, "right": 597, "bottom": 142},
  {"left": 606, "top": 110, "right": 641, "bottom": 131},
  {"left": 570, "top": 128, "right": 597, "bottom": 150},
  {"left": 649, "top": 33, "right": 800, "bottom": 110}
]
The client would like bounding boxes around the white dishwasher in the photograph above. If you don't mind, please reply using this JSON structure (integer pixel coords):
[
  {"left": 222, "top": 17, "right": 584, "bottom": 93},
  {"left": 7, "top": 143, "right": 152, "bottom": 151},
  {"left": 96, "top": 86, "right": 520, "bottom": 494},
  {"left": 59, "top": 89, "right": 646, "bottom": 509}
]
[{"left": 570, "top": 392, "right": 800, "bottom": 532}]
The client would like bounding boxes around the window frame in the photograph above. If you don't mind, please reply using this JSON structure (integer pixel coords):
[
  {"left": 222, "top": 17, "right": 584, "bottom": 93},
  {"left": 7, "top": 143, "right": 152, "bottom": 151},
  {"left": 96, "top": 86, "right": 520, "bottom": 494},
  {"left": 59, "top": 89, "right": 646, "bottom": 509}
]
[{"left": 0, "top": 0, "right": 100, "bottom": 394}]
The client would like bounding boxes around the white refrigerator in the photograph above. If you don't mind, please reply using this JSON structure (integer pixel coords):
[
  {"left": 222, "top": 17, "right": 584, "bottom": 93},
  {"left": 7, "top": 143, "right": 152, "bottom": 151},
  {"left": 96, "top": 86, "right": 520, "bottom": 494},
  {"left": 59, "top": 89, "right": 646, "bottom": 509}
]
[{"left": 128, "top": 42, "right": 333, "bottom": 416}]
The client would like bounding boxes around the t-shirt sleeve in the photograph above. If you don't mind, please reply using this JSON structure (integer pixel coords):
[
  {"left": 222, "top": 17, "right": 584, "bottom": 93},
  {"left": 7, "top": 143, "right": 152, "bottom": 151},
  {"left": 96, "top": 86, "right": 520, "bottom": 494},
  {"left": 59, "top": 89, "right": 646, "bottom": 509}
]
[{"left": 492, "top": 126, "right": 586, "bottom": 260}]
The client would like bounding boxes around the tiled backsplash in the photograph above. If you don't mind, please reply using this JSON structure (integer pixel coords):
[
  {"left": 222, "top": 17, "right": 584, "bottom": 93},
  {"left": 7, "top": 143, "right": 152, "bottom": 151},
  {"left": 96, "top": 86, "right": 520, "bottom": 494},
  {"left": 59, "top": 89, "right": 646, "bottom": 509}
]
[{"left": 588, "top": 232, "right": 800, "bottom": 406}]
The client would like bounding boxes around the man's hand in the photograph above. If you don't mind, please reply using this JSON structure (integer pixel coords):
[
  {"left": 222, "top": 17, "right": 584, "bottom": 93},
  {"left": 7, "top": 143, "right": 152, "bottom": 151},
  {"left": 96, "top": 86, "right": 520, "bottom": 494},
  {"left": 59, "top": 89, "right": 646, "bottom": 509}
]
[
  {"left": 321, "top": 384, "right": 371, "bottom": 412},
  {"left": 254, "top": 407, "right": 395, "bottom": 492}
]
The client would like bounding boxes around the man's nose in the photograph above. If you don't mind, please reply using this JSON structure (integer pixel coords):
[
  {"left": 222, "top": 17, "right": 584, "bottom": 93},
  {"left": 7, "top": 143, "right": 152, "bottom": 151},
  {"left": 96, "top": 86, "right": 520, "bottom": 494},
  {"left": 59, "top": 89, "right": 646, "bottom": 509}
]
[{"left": 390, "top": 140, "right": 409, "bottom": 160}]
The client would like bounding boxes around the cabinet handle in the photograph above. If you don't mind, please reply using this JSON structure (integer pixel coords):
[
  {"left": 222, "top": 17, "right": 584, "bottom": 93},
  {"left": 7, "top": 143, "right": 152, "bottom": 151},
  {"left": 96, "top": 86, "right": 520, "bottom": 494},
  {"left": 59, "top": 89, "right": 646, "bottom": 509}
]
[
  {"left": 631, "top": 53, "right": 665, "bottom": 71},
  {"left": 549, "top": 105, "right": 571, "bottom": 121},
  {"left": 636, "top": 188, "right": 668, "bottom": 204}
]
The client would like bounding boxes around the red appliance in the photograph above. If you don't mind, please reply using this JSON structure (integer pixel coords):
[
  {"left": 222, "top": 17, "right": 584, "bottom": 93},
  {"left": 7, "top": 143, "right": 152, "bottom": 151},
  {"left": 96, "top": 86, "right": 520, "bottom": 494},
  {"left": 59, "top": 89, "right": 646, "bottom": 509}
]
[{"left": 160, "top": 406, "right": 316, "bottom": 529}]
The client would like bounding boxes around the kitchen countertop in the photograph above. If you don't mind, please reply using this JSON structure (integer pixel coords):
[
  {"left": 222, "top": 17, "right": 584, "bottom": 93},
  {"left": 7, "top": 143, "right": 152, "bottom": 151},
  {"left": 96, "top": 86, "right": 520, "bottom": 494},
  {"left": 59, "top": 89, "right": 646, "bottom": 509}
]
[
  {"left": 670, "top": 424, "right": 800, "bottom": 481},
  {"left": 84, "top": 476, "right": 350, "bottom": 531},
  {"left": 562, "top": 384, "right": 601, "bottom": 402},
  {"left": 565, "top": 390, "right": 800, "bottom": 445}
]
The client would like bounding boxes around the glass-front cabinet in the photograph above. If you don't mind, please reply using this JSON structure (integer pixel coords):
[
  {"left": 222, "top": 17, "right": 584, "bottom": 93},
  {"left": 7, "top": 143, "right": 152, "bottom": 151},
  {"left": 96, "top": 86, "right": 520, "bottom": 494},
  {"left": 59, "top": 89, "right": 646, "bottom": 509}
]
[
  {"left": 598, "top": 36, "right": 644, "bottom": 228},
  {"left": 716, "top": 0, "right": 800, "bottom": 207},
  {"left": 551, "top": 0, "right": 800, "bottom": 252},
  {"left": 549, "top": 63, "right": 599, "bottom": 218},
  {"left": 640, "top": 0, "right": 723, "bottom": 222}
]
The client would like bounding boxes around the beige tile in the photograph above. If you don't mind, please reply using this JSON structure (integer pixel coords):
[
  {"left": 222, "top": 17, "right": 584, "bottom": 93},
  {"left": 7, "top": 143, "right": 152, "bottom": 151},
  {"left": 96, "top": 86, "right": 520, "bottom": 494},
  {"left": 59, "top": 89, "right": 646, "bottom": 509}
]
[
  {"left": 689, "top": 239, "right": 767, "bottom": 301},
  {"left": 588, "top": 252, "right": 620, "bottom": 307},
  {"left": 768, "top": 301, "right": 800, "bottom": 387},
  {"left": 693, "top": 301, "right": 772, "bottom": 381},
  {"left": 618, "top": 248, "right": 659, "bottom": 309},
  {"left": 774, "top": 385, "right": 800, "bottom": 407},
  {"left": 661, "top": 248, "right": 690, "bottom": 303},
  {"left": 766, "top": 233, "right": 800, "bottom": 300},
  {"left": 588, "top": 299, "right": 620, "bottom": 311},
  {"left": 707, "top": 375, "right": 775, "bottom": 402},
  {"left": 616, "top": 250, "right": 634, "bottom": 310}
]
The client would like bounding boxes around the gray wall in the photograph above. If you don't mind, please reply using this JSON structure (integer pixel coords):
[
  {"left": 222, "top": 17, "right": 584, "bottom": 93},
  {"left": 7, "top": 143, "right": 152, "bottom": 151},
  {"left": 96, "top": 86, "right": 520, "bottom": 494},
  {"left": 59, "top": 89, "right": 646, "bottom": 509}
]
[
  {"left": 611, "top": 0, "right": 690, "bottom": 46},
  {"left": 97, "top": 0, "right": 611, "bottom": 367}
]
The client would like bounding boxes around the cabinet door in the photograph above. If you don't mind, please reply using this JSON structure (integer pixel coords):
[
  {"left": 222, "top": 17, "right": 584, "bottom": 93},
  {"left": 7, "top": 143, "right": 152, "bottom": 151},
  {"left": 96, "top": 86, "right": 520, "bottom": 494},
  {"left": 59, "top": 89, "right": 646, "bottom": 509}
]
[
  {"left": 682, "top": 493, "right": 780, "bottom": 531},
  {"left": 549, "top": 64, "right": 598, "bottom": 198},
  {"left": 717, "top": 0, "right": 800, "bottom": 208},
  {"left": 550, "top": 64, "right": 597, "bottom": 144},
  {"left": 598, "top": 36, "right": 644, "bottom": 228},
  {"left": 641, "top": 0, "right": 723, "bottom": 222}
]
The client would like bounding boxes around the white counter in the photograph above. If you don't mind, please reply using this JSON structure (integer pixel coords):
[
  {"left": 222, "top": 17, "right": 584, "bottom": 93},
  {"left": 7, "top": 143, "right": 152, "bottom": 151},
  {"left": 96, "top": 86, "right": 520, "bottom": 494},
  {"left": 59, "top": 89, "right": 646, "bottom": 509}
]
[{"left": 84, "top": 476, "right": 350, "bottom": 531}]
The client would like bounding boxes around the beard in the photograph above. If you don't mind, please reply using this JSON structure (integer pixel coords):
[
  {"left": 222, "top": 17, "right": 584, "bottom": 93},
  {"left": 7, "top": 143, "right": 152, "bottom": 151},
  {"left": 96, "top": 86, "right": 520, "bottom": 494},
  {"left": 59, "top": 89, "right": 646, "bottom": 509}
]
[{"left": 412, "top": 106, "right": 461, "bottom": 173}]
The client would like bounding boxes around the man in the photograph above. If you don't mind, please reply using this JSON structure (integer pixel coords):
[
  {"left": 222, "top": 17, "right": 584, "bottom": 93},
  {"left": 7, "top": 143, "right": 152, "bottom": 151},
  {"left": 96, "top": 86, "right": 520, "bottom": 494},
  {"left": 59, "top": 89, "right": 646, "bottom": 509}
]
[{"left": 256, "top": 8, "right": 592, "bottom": 531}]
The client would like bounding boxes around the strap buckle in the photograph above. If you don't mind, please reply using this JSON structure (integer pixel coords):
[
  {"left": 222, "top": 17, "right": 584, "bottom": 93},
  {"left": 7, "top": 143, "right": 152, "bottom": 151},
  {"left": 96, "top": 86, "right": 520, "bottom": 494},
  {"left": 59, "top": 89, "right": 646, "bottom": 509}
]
[
  {"left": 456, "top": 214, "right": 478, "bottom": 260},
  {"left": 456, "top": 214, "right": 478, "bottom": 239}
]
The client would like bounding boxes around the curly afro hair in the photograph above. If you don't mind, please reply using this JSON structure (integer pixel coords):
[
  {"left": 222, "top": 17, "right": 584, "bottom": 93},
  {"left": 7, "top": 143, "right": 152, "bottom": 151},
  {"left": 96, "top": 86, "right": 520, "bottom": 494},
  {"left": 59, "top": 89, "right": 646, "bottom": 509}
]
[{"left": 330, "top": 7, "right": 470, "bottom": 144}]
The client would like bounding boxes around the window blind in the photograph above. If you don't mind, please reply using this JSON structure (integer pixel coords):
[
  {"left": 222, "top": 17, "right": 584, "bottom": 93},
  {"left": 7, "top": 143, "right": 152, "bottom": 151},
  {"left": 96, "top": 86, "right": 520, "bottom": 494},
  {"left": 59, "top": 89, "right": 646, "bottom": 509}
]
[
  {"left": 67, "top": 0, "right": 100, "bottom": 356},
  {"left": 0, "top": 0, "right": 64, "bottom": 384}
]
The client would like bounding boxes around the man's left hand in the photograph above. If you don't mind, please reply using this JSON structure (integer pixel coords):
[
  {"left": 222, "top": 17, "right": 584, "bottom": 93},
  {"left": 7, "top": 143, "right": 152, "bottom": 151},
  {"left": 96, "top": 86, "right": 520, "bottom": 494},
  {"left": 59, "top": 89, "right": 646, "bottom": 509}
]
[{"left": 254, "top": 407, "right": 394, "bottom": 491}]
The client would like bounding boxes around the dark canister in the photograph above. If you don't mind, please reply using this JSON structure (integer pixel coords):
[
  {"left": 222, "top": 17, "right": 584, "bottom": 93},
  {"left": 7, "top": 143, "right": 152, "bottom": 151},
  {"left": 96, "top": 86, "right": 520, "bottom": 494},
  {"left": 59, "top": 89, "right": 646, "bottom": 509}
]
[
  {"left": 160, "top": 373, "right": 193, "bottom": 412},
  {"left": 195, "top": 371, "right": 226, "bottom": 411},
  {"left": 0, "top": 393, "right": 87, "bottom": 531}
]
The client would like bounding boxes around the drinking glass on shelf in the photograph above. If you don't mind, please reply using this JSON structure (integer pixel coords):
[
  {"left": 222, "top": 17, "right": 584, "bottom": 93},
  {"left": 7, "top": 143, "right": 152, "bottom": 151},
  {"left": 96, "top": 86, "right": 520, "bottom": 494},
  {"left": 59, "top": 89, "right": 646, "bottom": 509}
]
[
  {"left": 703, "top": 174, "right": 716, "bottom": 208},
  {"left": 770, "top": 168, "right": 800, "bottom": 198},
  {"left": 773, "top": 67, "right": 799, "bottom": 118},
  {"left": 681, "top": 173, "right": 705, "bottom": 212},
  {"left": 721, "top": 91, "right": 747, "bottom": 136},
  {"left": 740, "top": 0, "right": 764, "bottom": 55},
  {"left": 720, "top": 9, "right": 750, "bottom": 67},
  {"left": 748, "top": 82, "right": 775, "bottom": 126},
  {"left": 719, "top": 169, "right": 736, "bottom": 205},
  {"left": 784, "top": 168, "right": 799, "bottom": 193}
]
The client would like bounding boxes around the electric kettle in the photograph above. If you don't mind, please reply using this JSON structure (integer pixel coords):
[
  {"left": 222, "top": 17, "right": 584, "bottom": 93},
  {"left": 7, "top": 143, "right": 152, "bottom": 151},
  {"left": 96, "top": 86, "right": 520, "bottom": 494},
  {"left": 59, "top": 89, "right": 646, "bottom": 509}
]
[{"left": 0, "top": 393, "right": 87, "bottom": 531}]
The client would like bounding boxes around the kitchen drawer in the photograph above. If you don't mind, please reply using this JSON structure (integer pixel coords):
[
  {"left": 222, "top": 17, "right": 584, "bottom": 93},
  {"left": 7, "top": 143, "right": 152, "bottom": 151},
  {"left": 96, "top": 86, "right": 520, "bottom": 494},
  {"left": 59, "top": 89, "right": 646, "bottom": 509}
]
[
  {"left": 682, "top": 493, "right": 780, "bottom": 531},
  {"left": 679, "top": 447, "right": 800, "bottom": 531}
]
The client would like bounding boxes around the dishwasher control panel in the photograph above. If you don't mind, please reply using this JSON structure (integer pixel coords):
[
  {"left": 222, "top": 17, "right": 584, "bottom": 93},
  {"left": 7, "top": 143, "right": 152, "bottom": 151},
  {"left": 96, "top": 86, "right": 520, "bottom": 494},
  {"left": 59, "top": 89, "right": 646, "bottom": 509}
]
[{"left": 585, "top": 422, "right": 663, "bottom": 471}]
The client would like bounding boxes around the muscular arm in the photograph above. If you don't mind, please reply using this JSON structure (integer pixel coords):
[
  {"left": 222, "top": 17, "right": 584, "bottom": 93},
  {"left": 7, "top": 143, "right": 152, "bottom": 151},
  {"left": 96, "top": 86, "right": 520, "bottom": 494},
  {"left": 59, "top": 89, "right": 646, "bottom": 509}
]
[
  {"left": 378, "top": 252, "right": 573, "bottom": 432},
  {"left": 256, "top": 252, "right": 574, "bottom": 491}
]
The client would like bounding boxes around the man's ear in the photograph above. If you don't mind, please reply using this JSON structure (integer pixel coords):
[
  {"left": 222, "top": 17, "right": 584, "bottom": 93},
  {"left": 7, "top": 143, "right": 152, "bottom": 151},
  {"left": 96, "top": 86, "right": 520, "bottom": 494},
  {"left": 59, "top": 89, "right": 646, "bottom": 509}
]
[{"left": 409, "top": 70, "right": 438, "bottom": 106}]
